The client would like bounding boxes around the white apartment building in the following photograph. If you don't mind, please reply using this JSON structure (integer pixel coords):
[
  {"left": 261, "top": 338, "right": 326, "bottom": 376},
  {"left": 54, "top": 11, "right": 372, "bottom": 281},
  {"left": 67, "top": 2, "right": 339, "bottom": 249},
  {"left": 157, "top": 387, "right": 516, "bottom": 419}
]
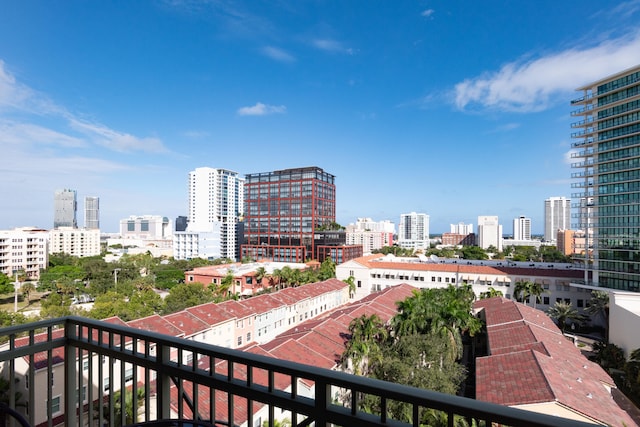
[
  {"left": 544, "top": 196, "right": 570, "bottom": 242},
  {"left": 397, "top": 212, "right": 429, "bottom": 251},
  {"left": 336, "top": 254, "right": 587, "bottom": 312},
  {"left": 173, "top": 222, "right": 222, "bottom": 261},
  {"left": 0, "top": 227, "right": 49, "bottom": 280},
  {"left": 119, "top": 215, "right": 172, "bottom": 240},
  {"left": 182, "top": 167, "right": 244, "bottom": 261},
  {"left": 346, "top": 218, "right": 395, "bottom": 254},
  {"left": 477, "top": 215, "right": 503, "bottom": 251},
  {"left": 49, "top": 227, "right": 101, "bottom": 258},
  {"left": 512, "top": 216, "right": 531, "bottom": 241},
  {"left": 450, "top": 222, "right": 473, "bottom": 234}
]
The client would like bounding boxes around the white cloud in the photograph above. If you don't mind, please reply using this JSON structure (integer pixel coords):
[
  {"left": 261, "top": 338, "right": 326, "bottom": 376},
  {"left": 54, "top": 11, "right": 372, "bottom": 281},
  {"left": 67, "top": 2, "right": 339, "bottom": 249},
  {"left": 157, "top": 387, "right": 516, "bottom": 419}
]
[
  {"left": 237, "top": 102, "right": 286, "bottom": 116},
  {"left": 69, "top": 119, "right": 167, "bottom": 153},
  {"left": 261, "top": 46, "right": 295, "bottom": 62},
  {"left": 0, "top": 60, "right": 168, "bottom": 154},
  {"left": 312, "top": 39, "right": 354, "bottom": 55},
  {"left": 421, "top": 9, "right": 435, "bottom": 18},
  {"left": 0, "top": 120, "right": 85, "bottom": 147},
  {"left": 453, "top": 32, "right": 640, "bottom": 112}
]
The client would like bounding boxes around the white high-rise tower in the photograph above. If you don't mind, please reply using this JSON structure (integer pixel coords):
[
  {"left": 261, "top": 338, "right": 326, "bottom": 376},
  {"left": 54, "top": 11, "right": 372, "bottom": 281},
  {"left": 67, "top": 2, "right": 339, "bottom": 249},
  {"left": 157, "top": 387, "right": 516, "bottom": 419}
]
[
  {"left": 544, "top": 197, "right": 570, "bottom": 242},
  {"left": 182, "top": 167, "right": 244, "bottom": 260},
  {"left": 513, "top": 216, "right": 531, "bottom": 241}
]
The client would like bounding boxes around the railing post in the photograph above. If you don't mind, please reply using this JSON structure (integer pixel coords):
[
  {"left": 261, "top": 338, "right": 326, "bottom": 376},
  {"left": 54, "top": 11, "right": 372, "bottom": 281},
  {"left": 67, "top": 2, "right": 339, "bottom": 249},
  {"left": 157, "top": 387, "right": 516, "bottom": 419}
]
[
  {"left": 64, "top": 320, "right": 77, "bottom": 427},
  {"left": 158, "top": 343, "right": 172, "bottom": 419}
]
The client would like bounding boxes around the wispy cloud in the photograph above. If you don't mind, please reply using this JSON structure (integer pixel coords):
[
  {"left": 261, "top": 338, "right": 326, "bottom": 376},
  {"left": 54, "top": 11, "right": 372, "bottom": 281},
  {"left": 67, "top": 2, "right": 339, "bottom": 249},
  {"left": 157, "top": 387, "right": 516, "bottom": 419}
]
[
  {"left": 311, "top": 38, "right": 354, "bottom": 55},
  {"left": 69, "top": 119, "right": 167, "bottom": 153},
  {"left": 261, "top": 46, "right": 295, "bottom": 62},
  {"left": 0, "top": 120, "right": 85, "bottom": 147},
  {"left": 453, "top": 31, "right": 640, "bottom": 112},
  {"left": 0, "top": 60, "right": 168, "bottom": 154},
  {"left": 421, "top": 9, "right": 435, "bottom": 18},
  {"left": 237, "top": 102, "right": 286, "bottom": 116}
]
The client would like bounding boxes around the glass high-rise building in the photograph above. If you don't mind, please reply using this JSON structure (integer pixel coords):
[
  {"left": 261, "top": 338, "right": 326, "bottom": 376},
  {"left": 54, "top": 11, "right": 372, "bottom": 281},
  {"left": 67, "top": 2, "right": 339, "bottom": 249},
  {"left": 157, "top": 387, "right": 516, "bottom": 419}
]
[
  {"left": 241, "top": 166, "right": 336, "bottom": 262},
  {"left": 84, "top": 196, "right": 100, "bottom": 229},
  {"left": 571, "top": 65, "right": 640, "bottom": 292},
  {"left": 53, "top": 189, "right": 77, "bottom": 228}
]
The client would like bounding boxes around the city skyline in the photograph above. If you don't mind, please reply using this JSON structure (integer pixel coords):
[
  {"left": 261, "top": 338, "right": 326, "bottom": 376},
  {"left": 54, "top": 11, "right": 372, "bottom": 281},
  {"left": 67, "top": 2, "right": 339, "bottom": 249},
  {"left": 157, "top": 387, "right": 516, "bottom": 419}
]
[{"left": 1, "top": 1, "right": 639, "bottom": 233}]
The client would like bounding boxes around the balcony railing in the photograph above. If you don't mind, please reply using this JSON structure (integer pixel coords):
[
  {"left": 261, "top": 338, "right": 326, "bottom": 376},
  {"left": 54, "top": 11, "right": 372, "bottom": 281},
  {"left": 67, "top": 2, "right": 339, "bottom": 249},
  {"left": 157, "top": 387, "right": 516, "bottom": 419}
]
[{"left": 0, "top": 317, "right": 593, "bottom": 427}]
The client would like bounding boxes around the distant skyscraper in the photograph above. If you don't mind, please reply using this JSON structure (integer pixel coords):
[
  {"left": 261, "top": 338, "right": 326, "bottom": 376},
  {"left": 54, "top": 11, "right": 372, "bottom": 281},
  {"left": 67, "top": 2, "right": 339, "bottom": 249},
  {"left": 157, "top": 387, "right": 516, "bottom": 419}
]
[
  {"left": 544, "top": 197, "right": 570, "bottom": 242},
  {"left": 53, "top": 189, "right": 77, "bottom": 228},
  {"left": 477, "top": 216, "right": 502, "bottom": 251},
  {"left": 450, "top": 222, "right": 473, "bottom": 235},
  {"left": 571, "top": 65, "right": 640, "bottom": 292},
  {"left": 84, "top": 196, "right": 100, "bottom": 229},
  {"left": 513, "top": 216, "right": 531, "bottom": 240},
  {"left": 398, "top": 212, "right": 430, "bottom": 251},
  {"left": 175, "top": 216, "right": 188, "bottom": 232}
]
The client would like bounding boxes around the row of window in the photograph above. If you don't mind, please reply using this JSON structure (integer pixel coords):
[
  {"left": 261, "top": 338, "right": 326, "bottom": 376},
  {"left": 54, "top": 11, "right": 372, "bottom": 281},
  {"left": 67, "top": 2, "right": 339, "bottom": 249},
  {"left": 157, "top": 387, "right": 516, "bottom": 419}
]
[
  {"left": 597, "top": 71, "right": 640, "bottom": 95},
  {"left": 598, "top": 97, "right": 640, "bottom": 120},
  {"left": 597, "top": 83, "right": 640, "bottom": 107},
  {"left": 598, "top": 122, "right": 640, "bottom": 143}
]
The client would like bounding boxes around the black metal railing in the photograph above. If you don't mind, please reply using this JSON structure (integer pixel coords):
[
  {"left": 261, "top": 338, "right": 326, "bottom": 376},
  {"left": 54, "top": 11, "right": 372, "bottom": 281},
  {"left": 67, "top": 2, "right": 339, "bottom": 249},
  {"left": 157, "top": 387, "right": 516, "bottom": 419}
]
[{"left": 0, "top": 317, "right": 593, "bottom": 427}]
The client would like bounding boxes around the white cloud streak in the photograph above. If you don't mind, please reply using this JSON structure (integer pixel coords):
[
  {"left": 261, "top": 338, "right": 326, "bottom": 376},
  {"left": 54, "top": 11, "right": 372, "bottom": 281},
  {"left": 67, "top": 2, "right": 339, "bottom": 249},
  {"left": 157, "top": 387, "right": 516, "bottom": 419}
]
[
  {"left": 421, "top": 9, "right": 435, "bottom": 18},
  {"left": 453, "top": 32, "right": 640, "bottom": 112},
  {"left": 261, "top": 46, "right": 295, "bottom": 62},
  {"left": 0, "top": 60, "right": 167, "bottom": 153},
  {"left": 312, "top": 39, "right": 354, "bottom": 55},
  {"left": 237, "top": 102, "right": 286, "bottom": 116}
]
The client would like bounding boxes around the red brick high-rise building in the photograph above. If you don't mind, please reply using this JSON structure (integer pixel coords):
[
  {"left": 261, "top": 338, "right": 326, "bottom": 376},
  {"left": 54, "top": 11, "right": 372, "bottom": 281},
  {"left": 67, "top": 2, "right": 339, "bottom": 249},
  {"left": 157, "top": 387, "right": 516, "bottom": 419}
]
[{"left": 241, "top": 166, "right": 341, "bottom": 262}]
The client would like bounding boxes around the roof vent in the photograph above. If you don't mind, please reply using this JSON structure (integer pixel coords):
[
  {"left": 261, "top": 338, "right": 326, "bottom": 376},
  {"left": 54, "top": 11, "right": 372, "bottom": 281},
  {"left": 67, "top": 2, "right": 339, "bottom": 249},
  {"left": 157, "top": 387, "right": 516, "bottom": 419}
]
[
  {"left": 576, "top": 377, "right": 582, "bottom": 383},
  {"left": 586, "top": 393, "right": 593, "bottom": 399}
]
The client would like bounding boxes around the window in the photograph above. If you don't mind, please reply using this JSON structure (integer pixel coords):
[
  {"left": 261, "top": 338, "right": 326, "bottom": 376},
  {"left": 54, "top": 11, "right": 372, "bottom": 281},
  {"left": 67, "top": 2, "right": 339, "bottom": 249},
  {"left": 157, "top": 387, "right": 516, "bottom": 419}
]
[
  {"left": 543, "top": 297, "right": 550, "bottom": 305},
  {"left": 357, "top": 280, "right": 361, "bottom": 288},
  {"left": 431, "top": 277, "right": 436, "bottom": 282},
  {"left": 125, "top": 366, "right": 134, "bottom": 382},
  {"left": 75, "top": 386, "right": 87, "bottom": 404},
  {"left": 577, "top": 299, "right": 584, "bottom": 308},
  {"left": 48, "top": 396, "right": 61, "bottom": 414},
  {"left": 83, "top": 359, "right": 89, "bottom": 371},
  {"left": 246, "top": 332, "right": 251, "bottom": 342},
  {"left": 237, "top": 336, "right": 242, "bottom": 346}
]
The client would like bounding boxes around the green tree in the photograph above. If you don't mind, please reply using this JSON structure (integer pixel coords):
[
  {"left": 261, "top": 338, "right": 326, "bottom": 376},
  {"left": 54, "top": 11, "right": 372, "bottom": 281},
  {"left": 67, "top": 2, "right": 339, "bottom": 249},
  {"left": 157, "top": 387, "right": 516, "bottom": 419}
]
[
  {"left": 37, "top": 265, "right": 85, "bottom": 292},
  {"left": 153, "top": 265, "right": 185, "bottom": 290},
  {"left": 39, "top": 292, "right": 73, "bottom": 318},
  {"left": 0, "top": 273, "right": 14, "bottom": 294},
  {"left": 460, "top": 246, "right": 488, "bottom": 260},
  {"left": 546, "top": 301, "right": 584, "bottom": 332},
  {"left": 162, "top": 283, "right": 214, "bottom": 315},
  {"left": 317, "top": 258, "right": 336, "bottom": 281}
]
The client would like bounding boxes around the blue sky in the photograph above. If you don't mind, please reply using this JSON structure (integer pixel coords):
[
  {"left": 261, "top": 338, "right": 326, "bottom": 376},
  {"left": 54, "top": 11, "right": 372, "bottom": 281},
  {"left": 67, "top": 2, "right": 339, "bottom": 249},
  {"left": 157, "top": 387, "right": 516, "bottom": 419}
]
[{"left": 1, "top": 1, "right": 639, "bottom": 234}]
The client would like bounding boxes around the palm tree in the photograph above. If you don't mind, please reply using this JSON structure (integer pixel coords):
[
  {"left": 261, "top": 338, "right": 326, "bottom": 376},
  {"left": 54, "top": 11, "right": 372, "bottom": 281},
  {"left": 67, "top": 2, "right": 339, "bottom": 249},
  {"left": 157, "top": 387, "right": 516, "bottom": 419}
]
[
  {"left": 547, "top": 301, "right": 584, "bottom": 332},
  {"left": 479, "top": 287, "right": 503, "bottom": 299},
  {"left": 255, "top": 266, "right": 267, "bottom": 287},
  {"left": 343, "top": 276, "right": 356, "bottom": 299},
  {"left": 20, "top": 282, "right": 36, "bottom": 305},
  {"left": 586, "top": 290, "right": 609, "bottom": 342},
  {"left": 529, "top": 282, "right": 545, "bottom": 308},
  {"left": 343, "top": 314, "right": 388, "bottom": 376},
  {"left": 513, "top": 280, "right": 533, "bottom": 305}
]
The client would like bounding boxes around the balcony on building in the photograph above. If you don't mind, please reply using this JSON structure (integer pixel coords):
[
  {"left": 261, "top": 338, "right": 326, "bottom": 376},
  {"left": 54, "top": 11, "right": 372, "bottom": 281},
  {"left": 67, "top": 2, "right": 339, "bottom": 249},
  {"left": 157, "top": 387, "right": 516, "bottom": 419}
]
[{"left": 0, "top": 317, "right": 590, "bottom": 427}]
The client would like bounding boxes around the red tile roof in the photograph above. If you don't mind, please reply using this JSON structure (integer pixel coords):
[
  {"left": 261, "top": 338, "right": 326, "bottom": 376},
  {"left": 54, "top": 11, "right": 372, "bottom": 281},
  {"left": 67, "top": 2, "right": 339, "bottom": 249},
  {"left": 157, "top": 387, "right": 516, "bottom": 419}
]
[
  {"left": 164, "top": 311, "right": 211, "bottom": 337},
  {"left": 475, "top": 297, "right": 636, "bottom": 427},
  {"left": 127, "top": 314, "right": 184, "bottom": 337}
]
